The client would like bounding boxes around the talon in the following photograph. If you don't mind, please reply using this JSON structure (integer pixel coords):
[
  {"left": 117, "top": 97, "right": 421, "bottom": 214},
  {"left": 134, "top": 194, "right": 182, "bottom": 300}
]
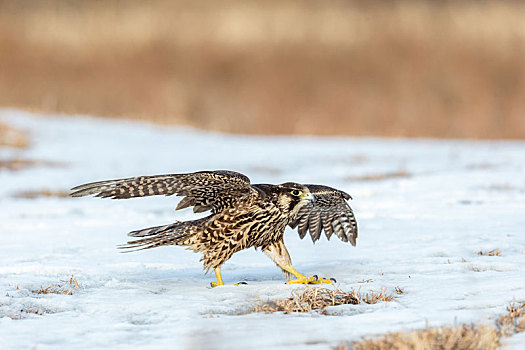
[
  {"left": 286, "top": 275, "right": 334, "bottom": 284},
  {"left": 234, "top": 281, "right": 248, "bottom": 286},
  {"left": 315, "top": 277, "right": 335, "bottom": 284},
  {"left": 330, "top": 278, "right": 337, "bottom": 283}
]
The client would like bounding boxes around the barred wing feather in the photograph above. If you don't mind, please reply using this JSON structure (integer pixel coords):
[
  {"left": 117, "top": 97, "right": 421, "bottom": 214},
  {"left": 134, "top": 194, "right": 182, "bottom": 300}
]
[
  {"left": 289, "top": 184, "right": 358, "bottom": 246},
  {"left": 70, "top": 170, "right": 254, "bottom": 214}
]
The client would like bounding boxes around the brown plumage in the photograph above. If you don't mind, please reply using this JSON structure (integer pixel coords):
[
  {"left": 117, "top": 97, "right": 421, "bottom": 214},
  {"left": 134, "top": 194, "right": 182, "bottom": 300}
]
[{"left": 70, "top": 170, "right": 358, "bottom": 285}]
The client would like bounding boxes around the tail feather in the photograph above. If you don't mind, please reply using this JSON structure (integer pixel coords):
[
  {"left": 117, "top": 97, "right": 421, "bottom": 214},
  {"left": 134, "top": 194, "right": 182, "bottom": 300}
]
[
  {"left": 128, "top": 222, "right": 181, "bottom": 237},
  {"left": 119, "top": 218, "right": 206, "bottom": 252},
  {"left": 119, "top": 233, "right": 192, "bottom": 252}
]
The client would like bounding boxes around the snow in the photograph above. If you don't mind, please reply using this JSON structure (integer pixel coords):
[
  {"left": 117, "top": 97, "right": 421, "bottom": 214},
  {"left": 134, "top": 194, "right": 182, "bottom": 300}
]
[{"left": 1, "top": 109, "right": 524, "bottom": 349}]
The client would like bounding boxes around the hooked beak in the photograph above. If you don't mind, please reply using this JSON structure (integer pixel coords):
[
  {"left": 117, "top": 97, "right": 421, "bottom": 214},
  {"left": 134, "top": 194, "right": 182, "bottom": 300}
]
[{"left": 301, "top": 191, "right": 315, "bottom": 203}]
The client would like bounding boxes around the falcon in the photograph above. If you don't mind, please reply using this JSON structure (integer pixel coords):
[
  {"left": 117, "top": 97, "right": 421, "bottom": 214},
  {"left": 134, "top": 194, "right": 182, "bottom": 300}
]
[{"left": 70, "top": 170, "right": 357, "bottom": 286}]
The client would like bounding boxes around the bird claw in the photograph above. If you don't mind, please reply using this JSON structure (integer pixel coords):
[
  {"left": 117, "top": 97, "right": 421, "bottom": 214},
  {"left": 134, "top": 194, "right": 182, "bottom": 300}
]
[
  {"left": 211, "top": 281, "right": 248, "bottom": 287},
  {"left": 285, "top": 275, "right": 335, "bottom": 284}
]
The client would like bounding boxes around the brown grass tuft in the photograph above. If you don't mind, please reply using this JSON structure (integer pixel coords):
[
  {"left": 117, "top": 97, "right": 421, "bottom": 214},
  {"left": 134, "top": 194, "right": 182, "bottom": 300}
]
[
  {"left": 344, "top": 324, "right": 501, "bottom": 350},
  {"left": 477, "top": 249, "right": 502, "bottom": 256},
  {"left": 337, "top": 300, "right": 525, "bottom": 349},
  {"left": 37, "top": 276, "right": 80, "bottom": 296},
  {"left": 12, "top": 189, "right": 70, "bottom": 199},
  {"left": 497, "top": 301, "right": 525, "bottom": 336},
  {"left": 253, "top": 286, "right": 394, "bottom": 314}
]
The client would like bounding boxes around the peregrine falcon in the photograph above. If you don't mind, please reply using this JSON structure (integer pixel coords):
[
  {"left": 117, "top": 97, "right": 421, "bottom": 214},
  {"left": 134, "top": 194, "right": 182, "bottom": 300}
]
[{"left": 71, "top": 170, "right": 357, "bottom": 286}]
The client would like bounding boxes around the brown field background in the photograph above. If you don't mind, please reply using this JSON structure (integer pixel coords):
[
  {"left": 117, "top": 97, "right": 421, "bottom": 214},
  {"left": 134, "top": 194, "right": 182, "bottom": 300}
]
[{"left": 1, "top": 0, "right": 525, "bottom": 138}]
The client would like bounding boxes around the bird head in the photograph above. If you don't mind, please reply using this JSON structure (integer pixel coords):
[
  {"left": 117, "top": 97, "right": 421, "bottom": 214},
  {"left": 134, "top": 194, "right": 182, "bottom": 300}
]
[{"left": 276, "top": 182, "right": 314, "bottom": 215}]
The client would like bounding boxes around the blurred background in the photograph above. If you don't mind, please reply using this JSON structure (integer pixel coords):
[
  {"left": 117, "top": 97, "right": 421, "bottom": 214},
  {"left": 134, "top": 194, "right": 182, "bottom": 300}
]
[{"left": 1, "top": 0, "right": 525, "bottom": 141}]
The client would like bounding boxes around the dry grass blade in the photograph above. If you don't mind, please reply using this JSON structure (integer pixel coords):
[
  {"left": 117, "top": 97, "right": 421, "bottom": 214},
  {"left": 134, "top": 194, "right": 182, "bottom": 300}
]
[
  {"left": 345, "top": 324, "right": 500, "bottom": 350},
  {"left": 497, "top": 301, "right": 525, "bottom": 335},
  {"left": 21, "top": 307, "right": 42, "bottom": 316},
  {"left": 361, "top": 288, "right": 395, "bottom": 305},
  {"left": 253, "top": 286, "right": 394, "bottom": 314},
  {"left": 37, "top": 285, "right": 57, "bottom": 295},
  {"left": 37, "top": 276, "right": 80, "bottom": 295},
  {"left": 477, "top": 249, "right": 502, "bottom": 256},
  {"left": 356, "top": 279, "right": 373, "bottom": 284}
]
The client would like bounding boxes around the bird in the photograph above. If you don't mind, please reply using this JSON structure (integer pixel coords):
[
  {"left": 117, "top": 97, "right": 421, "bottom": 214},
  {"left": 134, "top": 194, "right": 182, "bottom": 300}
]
[{"left": 70, "top": 170, "right": 358, "bottom": 286}]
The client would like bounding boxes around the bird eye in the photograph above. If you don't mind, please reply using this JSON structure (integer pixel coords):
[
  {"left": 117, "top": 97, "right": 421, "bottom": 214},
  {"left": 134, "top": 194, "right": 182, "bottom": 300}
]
[{"left": 290, "top": 190, "right": 302, "bottom": 196}]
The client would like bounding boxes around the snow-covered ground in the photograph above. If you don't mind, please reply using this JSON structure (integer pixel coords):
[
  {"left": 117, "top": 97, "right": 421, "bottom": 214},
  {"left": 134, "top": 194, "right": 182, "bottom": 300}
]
[{"left": 1, "top": 109, "right": 524, "bottom": 349}]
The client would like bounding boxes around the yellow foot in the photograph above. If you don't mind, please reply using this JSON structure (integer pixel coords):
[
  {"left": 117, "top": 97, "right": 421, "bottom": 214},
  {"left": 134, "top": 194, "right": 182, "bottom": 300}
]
[
  {"left": 286, "top": 275, "right": 336, "bottom": 284},
  {"left": 211, "top": 281, "right": 247, "bottom": 287},
  {"left": 210, "top": 267, "right": 224, "bottom": 287}
]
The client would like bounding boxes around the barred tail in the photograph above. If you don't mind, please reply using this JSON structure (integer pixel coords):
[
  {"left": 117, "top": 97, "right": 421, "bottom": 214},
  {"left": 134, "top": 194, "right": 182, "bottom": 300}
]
[
  {"left": 119, "top": 218, "right": 206, "bottom": 252},
  {"left": 127, "top": 223, "right": 181, "bottom": 238}
]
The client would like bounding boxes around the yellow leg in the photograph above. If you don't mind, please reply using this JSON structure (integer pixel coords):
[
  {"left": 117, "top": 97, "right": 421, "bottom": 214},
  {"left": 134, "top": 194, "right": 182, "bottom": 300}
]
[
  {"left": 262, "top": 240, "right": 335, "bottom": 285},
  {"left": 280, "top": 265, "right": 335, "bottom": 284},
  {"left": 210, "top": 267, "right": 224, "bottom": 287}
]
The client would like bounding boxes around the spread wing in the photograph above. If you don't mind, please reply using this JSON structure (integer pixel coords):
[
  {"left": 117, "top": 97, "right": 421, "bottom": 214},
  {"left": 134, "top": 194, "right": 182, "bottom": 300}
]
[
  {"left": 70, "top": 170, "right": 254, "bottom": 213},
  {"left": 289, "top": 184, "right": 358, "bottom": 246}
]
